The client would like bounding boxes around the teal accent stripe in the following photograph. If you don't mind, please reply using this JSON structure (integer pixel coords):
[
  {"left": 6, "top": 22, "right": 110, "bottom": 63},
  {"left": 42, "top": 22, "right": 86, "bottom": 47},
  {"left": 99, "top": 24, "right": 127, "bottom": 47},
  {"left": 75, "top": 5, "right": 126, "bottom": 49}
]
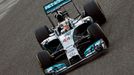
[
  {"left": 43, "top": 0, "right": 71, "bottom": 14},
  {"left": 84, "top": 39, "right": 102, "bottom": 57}
]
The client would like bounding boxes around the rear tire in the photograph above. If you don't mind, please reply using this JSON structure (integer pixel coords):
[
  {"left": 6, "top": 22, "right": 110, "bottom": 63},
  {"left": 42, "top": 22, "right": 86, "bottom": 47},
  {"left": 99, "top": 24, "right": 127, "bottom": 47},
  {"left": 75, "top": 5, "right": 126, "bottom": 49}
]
[
  {"left": 87, "top": 23, "right": 109, "bottom": 47},
  {"left": 37, "top": 50, "right": 53, "bottom": 70},
  {"left": 35, "top": 26, "right": 50, "bottom": 49},
  {"left": 84, "top": 0, "right": 106, "bottom": 25}
]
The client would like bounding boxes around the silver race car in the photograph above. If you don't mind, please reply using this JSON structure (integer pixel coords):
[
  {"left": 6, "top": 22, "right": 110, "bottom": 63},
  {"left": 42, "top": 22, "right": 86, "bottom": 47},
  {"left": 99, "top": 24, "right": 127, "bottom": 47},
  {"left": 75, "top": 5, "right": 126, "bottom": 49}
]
[{"left": 35, "top": 0, "right": 109, "bottom": 75}]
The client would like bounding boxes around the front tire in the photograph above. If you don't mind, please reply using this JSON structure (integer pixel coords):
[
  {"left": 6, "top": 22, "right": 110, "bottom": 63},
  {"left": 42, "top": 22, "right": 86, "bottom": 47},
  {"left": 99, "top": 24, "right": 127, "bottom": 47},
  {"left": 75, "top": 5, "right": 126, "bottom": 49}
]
[
  {"left": 84, "top": 0, "right": 106, "bottom": 25},
  {"left": 37, "top": 50, "right": 53, "bottom": 70},
  {"left": 87, "top": 23, "right": 109, "bottom": 47}
]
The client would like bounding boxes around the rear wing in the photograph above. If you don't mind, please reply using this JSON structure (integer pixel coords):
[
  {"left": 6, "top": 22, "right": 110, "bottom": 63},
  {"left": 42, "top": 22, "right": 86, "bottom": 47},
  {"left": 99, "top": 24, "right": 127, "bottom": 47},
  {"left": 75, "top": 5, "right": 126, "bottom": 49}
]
[
  {"left": 43, "top": 0, "right": 72, "bottom": 14},
  {"left": 43, "top": 0, "right": 81, "bottom": 27}
]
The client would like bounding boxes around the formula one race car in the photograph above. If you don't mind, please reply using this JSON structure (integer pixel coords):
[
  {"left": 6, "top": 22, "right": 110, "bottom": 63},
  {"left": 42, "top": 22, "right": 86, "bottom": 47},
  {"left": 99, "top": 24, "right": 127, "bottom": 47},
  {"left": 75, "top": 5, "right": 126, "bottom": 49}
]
[{"left": 35, "top": 0, "right": 109, "bottom": 75}]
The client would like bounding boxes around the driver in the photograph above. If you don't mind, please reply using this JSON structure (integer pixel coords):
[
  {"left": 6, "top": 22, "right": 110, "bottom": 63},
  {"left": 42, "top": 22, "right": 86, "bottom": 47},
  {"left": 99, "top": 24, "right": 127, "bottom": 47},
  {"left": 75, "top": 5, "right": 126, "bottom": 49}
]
[{"left": 55, "top": 11, "right": 73, "bottom": 34}]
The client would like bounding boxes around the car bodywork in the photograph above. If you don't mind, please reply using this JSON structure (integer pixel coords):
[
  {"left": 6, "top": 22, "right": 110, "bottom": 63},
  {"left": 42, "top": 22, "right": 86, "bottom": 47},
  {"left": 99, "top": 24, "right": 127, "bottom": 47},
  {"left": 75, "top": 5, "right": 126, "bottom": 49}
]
[
  {"left": 36, "top": 0, "right": 108, "bottom": 75},
  {"left": 41, "top": 15, "right": 107, "bottom": 74}
]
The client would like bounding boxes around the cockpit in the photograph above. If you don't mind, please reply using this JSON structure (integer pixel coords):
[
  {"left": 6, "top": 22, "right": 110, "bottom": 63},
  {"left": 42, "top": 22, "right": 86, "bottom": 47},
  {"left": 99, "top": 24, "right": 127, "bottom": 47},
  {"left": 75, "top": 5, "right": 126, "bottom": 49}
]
[{"left": 54, "top": 11, "right": 74, "bottom": 35}]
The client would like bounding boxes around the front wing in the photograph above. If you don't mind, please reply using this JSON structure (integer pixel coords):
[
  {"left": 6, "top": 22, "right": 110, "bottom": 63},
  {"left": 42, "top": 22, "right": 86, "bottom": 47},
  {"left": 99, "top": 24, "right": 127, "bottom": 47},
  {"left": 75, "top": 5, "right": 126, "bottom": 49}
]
[{"left": 44, "top": 39, "right": 107, "bottom": 75}]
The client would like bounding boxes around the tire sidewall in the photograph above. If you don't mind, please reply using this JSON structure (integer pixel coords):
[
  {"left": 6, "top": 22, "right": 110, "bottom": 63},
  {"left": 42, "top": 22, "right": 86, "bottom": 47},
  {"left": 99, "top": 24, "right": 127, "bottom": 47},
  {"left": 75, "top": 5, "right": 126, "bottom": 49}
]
[
  {"left": 37, "top": 50, "right": 53, "bottom": 70},
  {"left": 87, "top": 23, "right": 109, "bottom": 47}
]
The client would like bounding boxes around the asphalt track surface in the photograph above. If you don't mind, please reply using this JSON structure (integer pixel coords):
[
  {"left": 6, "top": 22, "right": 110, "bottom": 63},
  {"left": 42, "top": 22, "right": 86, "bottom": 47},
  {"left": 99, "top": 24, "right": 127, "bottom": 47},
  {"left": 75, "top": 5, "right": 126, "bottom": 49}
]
[{"left": 0, "top": 0, "right": 134, "bottom": 75}]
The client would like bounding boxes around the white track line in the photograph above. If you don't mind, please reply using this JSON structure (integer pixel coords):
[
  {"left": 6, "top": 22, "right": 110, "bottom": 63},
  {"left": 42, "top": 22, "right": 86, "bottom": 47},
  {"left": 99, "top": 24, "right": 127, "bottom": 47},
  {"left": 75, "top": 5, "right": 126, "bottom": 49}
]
[{"left": 0, "top": 0, "right": 19, "bottom": 20}]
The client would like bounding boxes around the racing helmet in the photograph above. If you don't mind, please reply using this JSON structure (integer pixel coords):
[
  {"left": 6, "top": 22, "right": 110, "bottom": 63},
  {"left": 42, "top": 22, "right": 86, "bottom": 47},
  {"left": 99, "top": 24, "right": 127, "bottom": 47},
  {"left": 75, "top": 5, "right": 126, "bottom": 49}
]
[
  {"left": 60, "top": 21, "right": 70, "bottom": 33},
  {"left": 63, "top": 21, "right": 70, "bottom": 31},
  {"left": 55, "top": 11, "right": 65, "bottom": 22}
]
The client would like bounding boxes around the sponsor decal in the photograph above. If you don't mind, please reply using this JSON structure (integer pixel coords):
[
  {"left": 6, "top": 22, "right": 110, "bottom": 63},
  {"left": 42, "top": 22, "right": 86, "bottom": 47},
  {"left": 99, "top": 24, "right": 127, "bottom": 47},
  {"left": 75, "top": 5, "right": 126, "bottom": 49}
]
[
  {"left": 44, "top": 0, "right": 71, "bottom": 14},
  {"left": 63, "top": 36, "right": 70, "bottom": 42}
]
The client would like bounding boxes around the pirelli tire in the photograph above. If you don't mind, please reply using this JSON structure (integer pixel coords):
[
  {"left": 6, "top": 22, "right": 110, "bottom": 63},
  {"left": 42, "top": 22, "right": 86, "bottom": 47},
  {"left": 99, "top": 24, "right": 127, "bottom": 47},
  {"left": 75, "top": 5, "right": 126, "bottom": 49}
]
[
  {"left": 84, "top": 0, "right": 106, "bottom": 25},
  {"left": 35, "top": 26, "right": 50, "bottom": 49},
  {"left": 37, "top": 50, "right": 53, "bottom": 70},
  {"left": 87, "top": 23, "right": 109, "bottom": 48}
]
